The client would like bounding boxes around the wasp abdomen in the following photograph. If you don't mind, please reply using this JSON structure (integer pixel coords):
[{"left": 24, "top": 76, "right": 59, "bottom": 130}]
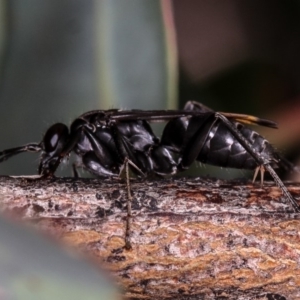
[{"left": 198, "top": 121, "right": 277, "bottom": 170}]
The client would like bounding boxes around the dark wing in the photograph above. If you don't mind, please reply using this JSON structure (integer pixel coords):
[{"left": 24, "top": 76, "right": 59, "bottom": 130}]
[
  {"left": 112, "top": 110, "right": 278, "bottom": 129},
  {"left": 220, "top": 112, "right": 278, "bottom": 129},
  {"left": 78, "top": 108, "right": 277, "bottom": 128},
  {"left": 108, "top": 110, "right": 205, "bottom": 122}
]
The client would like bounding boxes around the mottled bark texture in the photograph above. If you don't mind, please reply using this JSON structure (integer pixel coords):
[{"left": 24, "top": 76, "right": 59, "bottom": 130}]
[{"left": 0, "top": 176, "right": 300, "bottom": 300}]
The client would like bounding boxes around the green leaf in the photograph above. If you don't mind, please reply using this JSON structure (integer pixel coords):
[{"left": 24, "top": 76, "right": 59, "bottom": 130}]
[
  {"left": 0, "top": 217, "right": 118, "bottom": 299},
  {"left": 96, "top": 0, "right": 178, "bottom": 109}
]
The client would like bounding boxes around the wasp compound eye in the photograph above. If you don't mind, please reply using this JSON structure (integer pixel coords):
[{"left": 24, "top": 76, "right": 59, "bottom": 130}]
[{"left": 43, "top": 123, "right": 69, "bottom": 154}]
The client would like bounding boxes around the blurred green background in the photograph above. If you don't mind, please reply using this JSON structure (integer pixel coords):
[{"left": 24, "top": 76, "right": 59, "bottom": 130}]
[{"left": 1, "top": 0, "right": 300, "bottom": 179}]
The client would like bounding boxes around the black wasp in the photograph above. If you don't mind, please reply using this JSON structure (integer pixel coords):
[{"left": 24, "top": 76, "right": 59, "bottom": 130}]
[{"left": 0, "top": 101, "right": 299, "bottom": 249}]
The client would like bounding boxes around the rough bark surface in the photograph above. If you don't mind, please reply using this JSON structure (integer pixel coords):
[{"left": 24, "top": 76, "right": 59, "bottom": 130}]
[{"left": 0, "top": 175, "right": 300, "bottom": 300}]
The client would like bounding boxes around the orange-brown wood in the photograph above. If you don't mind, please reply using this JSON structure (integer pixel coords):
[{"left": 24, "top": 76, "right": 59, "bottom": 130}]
[{"left": 0, "top": 176, "right": 299, "bottom": 299}]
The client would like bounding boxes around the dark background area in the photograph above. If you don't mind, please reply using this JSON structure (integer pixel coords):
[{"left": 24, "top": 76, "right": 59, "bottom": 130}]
[{"left": 174, "top": 0, "right": 300, "bottom": 180}]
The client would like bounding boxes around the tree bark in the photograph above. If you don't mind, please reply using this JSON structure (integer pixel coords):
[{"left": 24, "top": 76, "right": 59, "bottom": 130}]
[{"left": 0, "top": 175, "right": 300, "bottom": 300}]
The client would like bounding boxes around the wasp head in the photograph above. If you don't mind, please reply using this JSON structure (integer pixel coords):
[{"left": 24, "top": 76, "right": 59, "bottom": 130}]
[{"left": 39, "top": 123, "right": 69, "bottom": 177}]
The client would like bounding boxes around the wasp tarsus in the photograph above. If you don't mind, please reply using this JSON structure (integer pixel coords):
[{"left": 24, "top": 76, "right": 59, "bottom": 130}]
[{"left": 0, "top": 101, "right": 299, "bottom": 249}]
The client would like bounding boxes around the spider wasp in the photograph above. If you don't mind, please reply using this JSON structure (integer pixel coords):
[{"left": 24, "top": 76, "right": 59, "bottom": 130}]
[{"left": 0, "top": 101, "right": 299, "bottom": 249}]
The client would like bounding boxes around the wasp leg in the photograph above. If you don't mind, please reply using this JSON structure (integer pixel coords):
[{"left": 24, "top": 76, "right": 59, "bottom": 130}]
[
  {"left": 118, "top": 157, "right": 145, "bottom": 250},
  {"left": 264, "top": 163, "right": 300, "bottom": 211},
  {"left": 253, "top": 165, "right": 265, "bottom": 187},
  {"left": 123, "top": 157, "right": 133, "bottom": 250},
  {"left": 116, "top": 153, "right": 144, "bottom": 250},
  {"left": 183, "top": 100, "right": 213, "bottom": 113},
  {"left": 72, "top": 163, "right": 80, "bottom": 178},
  {"left": 216, "top": 113, "right": 300, "bottom": 212},
  {"left": 110, "top": 123, "right": 152, "bottom": 249},
  {"left": 118, "top": 158, "right": 145, "bottom": 178},
  {"left": 177, "top": 113, "right": 217, "bottom": 170}
]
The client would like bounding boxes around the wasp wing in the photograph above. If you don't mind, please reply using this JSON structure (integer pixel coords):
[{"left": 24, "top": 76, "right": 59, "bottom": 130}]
[
  {"left": 79, "top": 108, "right": 277, "bottom": 128},
  {"left": 220, "top": 112, "right": 278, "bottom": 129},
  {"left": 113, "top": 110, "right": 278, "bottom": 129},
  {"left": 108, "top": 110, "right": 206, "bottom": 122}
]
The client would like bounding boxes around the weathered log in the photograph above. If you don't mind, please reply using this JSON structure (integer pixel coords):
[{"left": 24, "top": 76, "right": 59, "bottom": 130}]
[{"left": 0, "top": 175, "right": 300, "bottom": 300}]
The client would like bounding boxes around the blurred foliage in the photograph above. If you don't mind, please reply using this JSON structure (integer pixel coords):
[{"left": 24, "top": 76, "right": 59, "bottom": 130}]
[
  {"left": 0, "top": 0, "right": 7, "bottom": 78},
  {"left": 96, "top": 0, "right": 177, "bottom": 109},
  {"left": 0, "top": 217, "right": 119, "bottom": 299},
  {"left": 0, "top": 0, "right": 176, "bottom": 176}
]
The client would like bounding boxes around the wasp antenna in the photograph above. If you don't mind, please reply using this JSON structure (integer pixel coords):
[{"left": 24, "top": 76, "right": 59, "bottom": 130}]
[{"left": 0, "top": 143, "right": 42, "bottom": 163}]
